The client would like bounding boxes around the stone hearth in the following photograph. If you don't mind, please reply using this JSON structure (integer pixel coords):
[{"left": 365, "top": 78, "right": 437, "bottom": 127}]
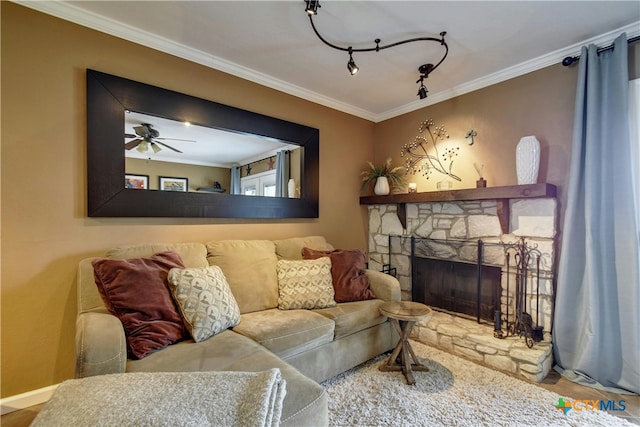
[
  {"left": 411, "top": 311, "right": 553, "bottom": 383},
  {"left": 365, "top": 196, "right": 557, "bottom": 382}
]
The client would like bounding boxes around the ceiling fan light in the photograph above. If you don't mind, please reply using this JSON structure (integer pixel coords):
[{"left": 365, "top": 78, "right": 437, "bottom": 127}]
[
  {"left": 151, "top": 142, "right": 162, "bottom": 154},
  {"left": 136, "top": 141, "right": 149, "bottom": 153}
]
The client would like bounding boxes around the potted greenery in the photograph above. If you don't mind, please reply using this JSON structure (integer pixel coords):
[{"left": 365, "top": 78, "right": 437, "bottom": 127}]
[{"left": 361, "top": 158, "right": 406, "bottom": 195}]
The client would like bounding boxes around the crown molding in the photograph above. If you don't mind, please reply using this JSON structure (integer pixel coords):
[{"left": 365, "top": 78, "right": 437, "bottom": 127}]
[
  {"left": 14, "top": 0, "right": 378, "bottom": 122},
  {"left": 14, "top": 2, "right": 639, "bottom": 123}
]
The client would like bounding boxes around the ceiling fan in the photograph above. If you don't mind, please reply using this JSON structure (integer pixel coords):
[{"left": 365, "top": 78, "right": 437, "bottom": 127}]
[{"left": 124, "top": 123, "right": 195, "bottom": 154}]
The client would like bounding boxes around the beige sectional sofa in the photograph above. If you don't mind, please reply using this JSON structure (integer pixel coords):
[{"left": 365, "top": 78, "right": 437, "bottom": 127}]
[{"left": 75, "top": 236, "right": 401, "bottom": 426}]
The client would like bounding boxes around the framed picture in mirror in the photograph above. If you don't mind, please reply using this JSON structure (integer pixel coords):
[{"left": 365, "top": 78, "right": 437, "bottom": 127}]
[
  {"left": 125, "top": 174, "right": 149, "bottom": 190},
  {"left": 159, "top": 176, "right": 188, "bottom": 192}
]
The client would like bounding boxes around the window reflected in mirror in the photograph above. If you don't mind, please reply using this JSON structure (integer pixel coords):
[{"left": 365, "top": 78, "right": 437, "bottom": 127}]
[{"left": 124, "top": 111, "right": 302, "bottom": 197}]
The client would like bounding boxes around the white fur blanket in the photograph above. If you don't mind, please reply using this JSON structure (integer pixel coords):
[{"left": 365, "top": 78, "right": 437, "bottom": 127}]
[{"left": 31, "top": 369, "right": 286, "bottom": 427}]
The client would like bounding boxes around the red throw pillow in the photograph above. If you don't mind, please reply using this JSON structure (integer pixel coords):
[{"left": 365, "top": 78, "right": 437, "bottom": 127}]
[
  {"left": 302, "top": 248, "right": 375, "bottom": 303},
  {"left": 92, "top": 251, "right": 187, "bottom": 359}
]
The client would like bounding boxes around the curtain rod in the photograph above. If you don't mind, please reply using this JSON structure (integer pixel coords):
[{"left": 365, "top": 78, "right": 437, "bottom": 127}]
[{"left": 562, "top": 34, "right": 640, "bottom": 66}]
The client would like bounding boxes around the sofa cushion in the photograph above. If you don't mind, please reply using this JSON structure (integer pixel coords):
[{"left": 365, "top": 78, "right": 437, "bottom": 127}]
[
  {"left": 106, "top": 243, "right": 208, "bottom": 268},
  {"left": 91, "top": 251, "right": 186, "bottom": 359},
  {"left": 167, "top": 266, "right": 241, "bottom": 342},
  {"left": 313, "top": 299, "right": 387, "bottom": 339},
  {"left": 233, "top": 309, "right": 335, "bottom": 359},
  {"left": 206, "top": 240, "right": 278, "bottom": 314},
  {"left": 277, "top": 258, "right": 336, "bottom": 310},
  {"left": 302, "top": 248, "right": 375, "bottom": 303},
  {"left": 126, "top": 330, "right": 328, "bottom": 427},
  {"left": 273, "top": 236, "right": 335, "bottom": 260}
]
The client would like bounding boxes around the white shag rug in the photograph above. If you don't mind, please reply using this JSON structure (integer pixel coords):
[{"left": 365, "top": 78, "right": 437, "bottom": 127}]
[{"left": 322, "top": 340, "right": 634, "bottom": 427}]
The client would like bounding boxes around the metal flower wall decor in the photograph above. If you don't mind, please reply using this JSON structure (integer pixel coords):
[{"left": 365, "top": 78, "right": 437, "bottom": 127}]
[{"left": 400, "top": 119, "right": 461, "bottom": 181}]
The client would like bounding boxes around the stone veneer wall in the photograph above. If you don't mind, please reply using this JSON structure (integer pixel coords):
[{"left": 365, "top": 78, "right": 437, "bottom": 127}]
[{"left": 367, "top": 198, "right": 558, "bottom": 382}]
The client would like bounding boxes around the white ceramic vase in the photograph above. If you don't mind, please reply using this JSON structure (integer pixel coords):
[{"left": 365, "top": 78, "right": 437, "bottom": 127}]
[
  {"left": 374, "top": 176, "right": 390, "bottom": 195},
  {"left": 287, "top": 178, "right": 296, "bottom": 198},
  {"left": 516, "top": 136, "right": 540, "bottom": 185}
]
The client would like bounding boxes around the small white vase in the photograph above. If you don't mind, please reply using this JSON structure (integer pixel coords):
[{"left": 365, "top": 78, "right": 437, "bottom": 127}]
[
  {"left": 374, "top": 176, "right": 390, "bottom": 195},
  {"left": 516, "top": 136, "right": 540, "bottom": 185},
  {"left": 287, "top": 178, "right": 296, "bottom": 198}
]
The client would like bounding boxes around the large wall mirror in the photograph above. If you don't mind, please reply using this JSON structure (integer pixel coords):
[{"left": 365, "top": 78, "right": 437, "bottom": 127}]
[{"left": 87, "top": 69, "right": 319, "bottom": 218}]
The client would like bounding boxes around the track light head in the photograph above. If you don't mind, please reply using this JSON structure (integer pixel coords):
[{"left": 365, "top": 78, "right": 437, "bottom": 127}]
[
  {"left": 417, "top": 84, "right": 428, "bottom": 100},
  {"left": 347, "top": 58, "right": 359, "bottom": 75},
  {"left": 416, "top": 64, "right": 434, "bottom": 99},
  {"left": 347, "top": 48, "right": 359, "bottom": 75},
  {"left": 305, "top": 0, "right": 320, "bottom": 15}
]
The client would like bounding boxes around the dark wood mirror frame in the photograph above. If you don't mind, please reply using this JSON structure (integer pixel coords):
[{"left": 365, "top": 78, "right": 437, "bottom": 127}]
[{"left": 87, "top": 69, "right": 319, "bottom": 218}]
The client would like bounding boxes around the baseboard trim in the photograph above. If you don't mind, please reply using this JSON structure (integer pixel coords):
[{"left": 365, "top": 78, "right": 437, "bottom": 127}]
[{"left": 1, "top": 384, "right": 58, "bottom": 415}]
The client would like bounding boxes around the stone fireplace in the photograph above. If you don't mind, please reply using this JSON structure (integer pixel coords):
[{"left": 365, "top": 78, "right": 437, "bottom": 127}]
[
  {"left": 413, "top": 255, "right": 502, "bottom": 322},
  {"left": 362, "top": 185, "right": 558, "bottom": 382}
]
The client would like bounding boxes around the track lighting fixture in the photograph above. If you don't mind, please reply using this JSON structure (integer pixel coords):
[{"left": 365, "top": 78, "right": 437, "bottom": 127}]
[
  {"left": 347, "top": 47, "right": 359, "bottom": 75},
  {"left": 304, "top": 0, "right": 448, "bottom": 100}
]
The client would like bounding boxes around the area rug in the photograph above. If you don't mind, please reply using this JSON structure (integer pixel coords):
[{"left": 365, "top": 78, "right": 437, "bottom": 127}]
[{"left": 322, "top": 340, "right": 634, "bottom": 426}]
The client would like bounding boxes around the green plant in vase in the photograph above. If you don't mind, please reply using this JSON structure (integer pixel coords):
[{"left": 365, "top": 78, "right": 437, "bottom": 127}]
[{"left": 361, "top": 158, "right": 406, "bottom": 195}]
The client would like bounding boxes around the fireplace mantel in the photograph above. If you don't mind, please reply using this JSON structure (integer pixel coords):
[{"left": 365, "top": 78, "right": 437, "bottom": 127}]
[{"left": 360, "top": 183, "right": 557, "bottom": 232}]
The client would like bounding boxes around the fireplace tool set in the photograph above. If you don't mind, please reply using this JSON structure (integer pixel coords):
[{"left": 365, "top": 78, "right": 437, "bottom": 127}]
[{"left": 492, "top": 237, "right": 544, "bottom": 348}]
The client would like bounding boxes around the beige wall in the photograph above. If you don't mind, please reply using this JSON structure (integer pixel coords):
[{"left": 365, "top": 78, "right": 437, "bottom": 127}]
[
  {"left": 2, "top": 1, "right": 639, "bottom": 399},
  {"left": 374, "top": 64, "right": 577, "bottom": 206},
  {"left": 0, "top": 3, "right": 374, "bottom": 397}
]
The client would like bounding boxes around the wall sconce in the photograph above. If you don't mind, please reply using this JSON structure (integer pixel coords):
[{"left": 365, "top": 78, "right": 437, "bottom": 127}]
[{"left": 465, "top": 129, "right": 477, "bottom": 145}]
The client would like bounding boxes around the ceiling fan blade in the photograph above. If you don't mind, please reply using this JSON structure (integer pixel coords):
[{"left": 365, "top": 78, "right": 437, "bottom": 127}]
[
  {"left": 124, "top": 139, "right": 143, "bottom": 150},
  {"left": 124, "top": 133, "right": 137, "bottom": 139},
  {"left": 155, "top": 137, "right": 196, "bottom": 142},
  {"left": 154, "top": 141, "right": 183, "bottom": 153}
]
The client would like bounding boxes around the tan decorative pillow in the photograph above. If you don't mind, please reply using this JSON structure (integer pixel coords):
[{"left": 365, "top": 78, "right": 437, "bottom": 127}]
[
  {"left": 167, "top": 266, "right": 241, "bottom": 342},
  {"left": 277, "top": 257, "right": 336, "bottom": 310}
]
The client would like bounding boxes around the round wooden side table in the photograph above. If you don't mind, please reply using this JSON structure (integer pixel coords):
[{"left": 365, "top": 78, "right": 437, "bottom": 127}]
[{"left": 379, "top": 301, "right": 433, "bottom": 385}]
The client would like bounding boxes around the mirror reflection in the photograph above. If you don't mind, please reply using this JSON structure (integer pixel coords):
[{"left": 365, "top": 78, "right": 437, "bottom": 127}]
[{"left": 124, "top": 111, "right": 302, "bottom": 197}]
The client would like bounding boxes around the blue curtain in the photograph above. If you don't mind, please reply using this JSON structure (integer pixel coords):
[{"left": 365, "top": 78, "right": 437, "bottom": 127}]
[
  {"left": 553, "top": 33, "right": 640, "bottom": 394},
  {"left": 230, "top": 166, "right": 241, "bottom": 195},
  {"left": 275, "top": 150, "right": 290, "bottom": 197}
]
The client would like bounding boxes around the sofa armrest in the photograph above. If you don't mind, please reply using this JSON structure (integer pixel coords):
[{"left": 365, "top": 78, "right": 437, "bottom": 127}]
[
  {"left": 365, "top": 269, "right": 401, "bottom": 302},
  {"left": 75, "top": 310, "right": 127, "bottom": 378}
]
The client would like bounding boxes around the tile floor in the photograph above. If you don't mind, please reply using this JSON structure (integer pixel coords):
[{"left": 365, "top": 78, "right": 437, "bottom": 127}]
[{"left": 2, "top": 370, "right": 638, "bottom": 426}]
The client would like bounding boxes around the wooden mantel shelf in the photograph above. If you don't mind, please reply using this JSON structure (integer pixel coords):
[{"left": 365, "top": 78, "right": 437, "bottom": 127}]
[{"left": 360, "top": 183, "right": 557, "bottom": 233}]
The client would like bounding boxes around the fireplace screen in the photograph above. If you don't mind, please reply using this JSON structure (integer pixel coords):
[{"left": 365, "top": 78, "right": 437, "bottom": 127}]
[{"left": 412, "top": 257, "right": 501, "bottom": 322}]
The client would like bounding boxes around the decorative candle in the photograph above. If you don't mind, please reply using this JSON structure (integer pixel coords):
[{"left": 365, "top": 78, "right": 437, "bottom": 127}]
[{"left": 408, "top": 182, "right": 417, "bottom": 193}]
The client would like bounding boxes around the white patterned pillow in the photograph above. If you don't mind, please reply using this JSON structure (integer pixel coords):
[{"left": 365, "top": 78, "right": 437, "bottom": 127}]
[
  {"left": 277, "top": 257, "right": 336, "bottom": 310},
  {"left": 167, "top": 266, "right": 240, "bottom": 342}
]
